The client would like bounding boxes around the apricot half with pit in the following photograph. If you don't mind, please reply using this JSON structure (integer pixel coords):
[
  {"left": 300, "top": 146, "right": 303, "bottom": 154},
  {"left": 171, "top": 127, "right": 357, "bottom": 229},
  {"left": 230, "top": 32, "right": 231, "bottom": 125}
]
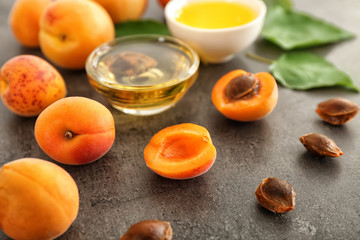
[
  {"left": 144, "top": 123, "right": 216, "bottom": 179},
  {"left": 35, "top": 96, "right": 115, "bottom": 165},
  {"left": 0, "top": 158, "right": 79, "bottom": 240},
  {"left": 212, "top": 69, "right": 278, "bottom": 121}
]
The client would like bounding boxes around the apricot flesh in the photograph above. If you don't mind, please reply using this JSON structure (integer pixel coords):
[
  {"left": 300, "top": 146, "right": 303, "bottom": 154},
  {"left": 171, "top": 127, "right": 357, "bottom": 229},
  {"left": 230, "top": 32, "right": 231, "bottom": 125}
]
[
  {"left": 212, "top": 70, "right": 278, "bottom": 121},
  {"left": 0, "top": 55, "right": 67, "bottom": 117},
  {"left": 39, "top": 0, "right": 115, "bottom": 69},
  {"left": 0, "top": 158, "right": 79, "bottom": 240},
  {"left": 9, "top": 0, "right": 51, "bottom": 47},
  {"left": 144, "top": 123, "right": 216, "bottom": 179},
  {"left": 35, "top": 97, "right": 115, "bottom": 165}
]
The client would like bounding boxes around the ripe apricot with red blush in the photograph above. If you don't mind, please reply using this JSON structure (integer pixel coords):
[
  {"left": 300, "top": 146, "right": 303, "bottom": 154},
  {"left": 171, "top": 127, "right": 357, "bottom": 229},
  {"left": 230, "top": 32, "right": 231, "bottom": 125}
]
[
  {"left": 0, "top": 55, "right": 66, "bottom": 117},
  {"left": 0, "top": 158, "right": 79, "bottom": 240},
  {"left": 212, "top": 69, "right": 278, "bottom": 121},
  {"left": 35, "top": 97, "right": 115, "bottom": 165},
  {"left": 144, "top": 123, "right": 216, "bottom": 179},
  {"left": 39, "top": 0, "right": 115, "bottom": 69}
]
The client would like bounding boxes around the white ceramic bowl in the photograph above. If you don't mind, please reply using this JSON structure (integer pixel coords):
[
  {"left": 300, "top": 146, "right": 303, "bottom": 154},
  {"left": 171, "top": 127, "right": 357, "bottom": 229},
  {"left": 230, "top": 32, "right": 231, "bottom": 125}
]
[{"left": 165, "top": 0, "right": 267, "bottom": 63}]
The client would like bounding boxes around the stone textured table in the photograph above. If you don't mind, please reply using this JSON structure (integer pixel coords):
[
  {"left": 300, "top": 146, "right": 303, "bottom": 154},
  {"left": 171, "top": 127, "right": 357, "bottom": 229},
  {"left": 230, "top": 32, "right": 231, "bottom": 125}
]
[{"left": 1, "top": 0, "right": 360, "bottom": 239}]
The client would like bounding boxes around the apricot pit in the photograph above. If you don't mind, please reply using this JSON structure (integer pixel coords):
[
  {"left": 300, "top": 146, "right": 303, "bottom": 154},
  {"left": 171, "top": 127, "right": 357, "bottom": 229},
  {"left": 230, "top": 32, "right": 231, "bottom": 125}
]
[
  {"left": 120, "top": 219, "right": 173, "bottom": 240},
  {"left": 299, "top": 133, "right": 343, "bottom": 157},
  {"left": 255, "top": 177, "right": 296, "bottom": 213},
  {"left": 316, "top": 97, "right": 360, "bottom": 125}
]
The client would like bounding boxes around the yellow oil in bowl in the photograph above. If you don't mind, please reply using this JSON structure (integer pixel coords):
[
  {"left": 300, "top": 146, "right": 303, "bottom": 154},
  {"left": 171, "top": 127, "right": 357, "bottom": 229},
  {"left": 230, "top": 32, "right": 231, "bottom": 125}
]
[
  {"left": 86, "top": 35, "right": 199, "bottom": 116},
  {"left": 175, "top": 1, "right": 258, "bottom": 29}
]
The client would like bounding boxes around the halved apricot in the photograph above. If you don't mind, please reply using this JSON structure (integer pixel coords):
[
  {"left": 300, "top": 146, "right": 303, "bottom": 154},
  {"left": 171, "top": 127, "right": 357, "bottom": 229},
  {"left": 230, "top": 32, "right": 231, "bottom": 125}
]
[
  {"left": 212, "top": 69, "right": 278, "bottom": 121},
  {"left": 144, "top": 123, "right": 216, "bottom": 180}
]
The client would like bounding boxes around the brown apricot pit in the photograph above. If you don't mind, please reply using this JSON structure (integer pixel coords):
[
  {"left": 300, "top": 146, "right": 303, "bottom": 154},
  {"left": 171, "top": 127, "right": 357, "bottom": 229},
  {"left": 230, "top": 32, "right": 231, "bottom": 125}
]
[
  {"left": 255, "top": 177, "right": 296, "bottom": 213},
  {"left": 110, "top": 51, "right": 158, "bottom": 77},
  {"left": 316, "top": 97, "right": 360, "bottom": 125},
  {"left": 225, "top": 73, "right": 259, "bottom": 101},
  {"left": 120, "top": 219, "right": 173, "bottom": 240},
  {"left": 299, "top": 133, "right": 343, "bottom": 157}
]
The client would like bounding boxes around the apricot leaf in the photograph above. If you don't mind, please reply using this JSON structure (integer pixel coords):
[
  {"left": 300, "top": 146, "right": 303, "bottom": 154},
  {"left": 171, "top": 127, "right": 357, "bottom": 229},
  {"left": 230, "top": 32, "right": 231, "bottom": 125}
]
[
  {"left": 115, "top": 20, "right": 171, "bottom": 37},
  {"left": 269, "top": 52, "right": 359, "bottom": 92},
  {"left": 262, "top": 6, "right": 354, "bottom": 50}
]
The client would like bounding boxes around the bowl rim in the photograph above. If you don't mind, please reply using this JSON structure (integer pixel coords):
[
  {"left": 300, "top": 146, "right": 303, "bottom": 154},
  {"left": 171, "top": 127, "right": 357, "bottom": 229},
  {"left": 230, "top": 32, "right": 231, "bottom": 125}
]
[
  {"left": 164, "top": 0, "right": 267, "bottom": 33},
  {"left": 85, "top": 34, "right": 200, "bottom": 91}
]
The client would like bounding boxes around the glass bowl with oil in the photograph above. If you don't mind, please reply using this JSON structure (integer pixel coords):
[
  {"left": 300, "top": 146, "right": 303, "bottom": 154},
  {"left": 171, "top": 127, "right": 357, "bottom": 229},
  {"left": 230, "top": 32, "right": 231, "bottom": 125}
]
[{"left": 86, "top": 34, "right": 199, "bottom": 116}]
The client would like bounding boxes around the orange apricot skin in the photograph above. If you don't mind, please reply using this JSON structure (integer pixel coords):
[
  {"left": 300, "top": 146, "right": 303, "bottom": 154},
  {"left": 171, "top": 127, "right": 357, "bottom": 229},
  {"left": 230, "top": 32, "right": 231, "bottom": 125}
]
[
  {"left": 34, "top": 97, "right": 115, "bottom": 165},
  {"left": 144, "top": 123, "right": 216, "bottom": 180},
  {"left": 9, "top": 0, "right": 51, "bottom": 48},
  {"left": 211, "top": 70, "right": 278, "bottom": 122},
  {"left": 158, "top": 0, "right": 170, "bottom": 8},
  {"left": 39, "top": 0, "right": 115, "bottom": 69},
  {"left": 0, "top": 55, "right": 67, "bottom": 117},
  {"left": 93, "top": 0, "right": 148, "bottom": 23},
  {"left": 0, "top": 158, "right": 79, "bottom": 240}
]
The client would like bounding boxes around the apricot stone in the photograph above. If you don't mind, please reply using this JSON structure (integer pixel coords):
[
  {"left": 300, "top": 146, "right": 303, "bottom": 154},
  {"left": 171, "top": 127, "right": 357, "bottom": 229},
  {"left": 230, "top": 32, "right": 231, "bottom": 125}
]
[
  {"left": 9, "top": 0, "right": 51, "bottom": 48},
  {"left": 39, "top": 0, "right": 115, "bottom": 69},
  {"left": 0, "top": 158, "right": 79, "bottom": 240},
  {"left": 0, "top": 55, "right": 67, "bottom": 117},
  {"left": 35, "top": 97, "right": 116, "bottom": 165}
]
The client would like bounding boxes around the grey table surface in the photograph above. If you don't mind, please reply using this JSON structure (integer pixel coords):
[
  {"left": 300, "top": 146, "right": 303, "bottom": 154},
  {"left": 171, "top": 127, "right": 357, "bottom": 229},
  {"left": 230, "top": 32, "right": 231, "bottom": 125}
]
[{"left": 1, "top": 0, "right": 360, "bottom": 239}]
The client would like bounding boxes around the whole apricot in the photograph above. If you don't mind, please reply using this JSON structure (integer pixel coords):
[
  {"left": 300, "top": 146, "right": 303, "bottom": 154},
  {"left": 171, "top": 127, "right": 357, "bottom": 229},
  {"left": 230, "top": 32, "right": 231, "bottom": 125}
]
[
  {"left": 158, "top": 0, "right": 170, "bottom": 8},
  {"left": 9, "top": 0, "right": 51, "bottom": 48},
  {"left": 144, "top": 123, "right": 216, "bottom": 179},
  {"left": 39, "top": 0, "right": 115, "bottom": 69},
  {"left": 0, "top": 55, "right": 67, "bottom": 117},
  {"left": 93, "top": 0, "right": 148, "bottom": 23},
  {"left": 35, "top": 97, "right": 115, "bottom": 165},
  {"left": 0, "top": 158, "right": 79, "bottom": 240},
  {"left": 212, "top": 69, "right": 278, "bottom": 121}
]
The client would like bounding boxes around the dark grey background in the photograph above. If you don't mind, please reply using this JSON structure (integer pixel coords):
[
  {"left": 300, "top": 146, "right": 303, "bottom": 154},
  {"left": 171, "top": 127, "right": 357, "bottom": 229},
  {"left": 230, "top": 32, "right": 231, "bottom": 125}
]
[{"left": 1, "top": 0, "right": 360, "bottom": 239}]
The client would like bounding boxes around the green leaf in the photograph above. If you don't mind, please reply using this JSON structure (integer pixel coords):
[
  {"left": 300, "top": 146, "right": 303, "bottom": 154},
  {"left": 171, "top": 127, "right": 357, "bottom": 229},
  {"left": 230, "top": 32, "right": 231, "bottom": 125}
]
[
  {"left": 269, "top": 51, "right": 359, "bottom": 92},
  {"left": 263, "top": 0, "right": 293, "bottom": 10},
  {"left": 262, "top": 6, "right": 355, "bottom": 50},
  {"left": 115, "top": 20, "right": 171, "bottom": 38}
]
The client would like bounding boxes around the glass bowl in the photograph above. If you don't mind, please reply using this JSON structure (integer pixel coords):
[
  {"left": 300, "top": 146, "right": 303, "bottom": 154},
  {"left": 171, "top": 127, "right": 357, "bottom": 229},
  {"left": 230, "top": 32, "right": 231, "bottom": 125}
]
[{"left": 86, "top": 34, "right": 199, "bottom": 116}]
